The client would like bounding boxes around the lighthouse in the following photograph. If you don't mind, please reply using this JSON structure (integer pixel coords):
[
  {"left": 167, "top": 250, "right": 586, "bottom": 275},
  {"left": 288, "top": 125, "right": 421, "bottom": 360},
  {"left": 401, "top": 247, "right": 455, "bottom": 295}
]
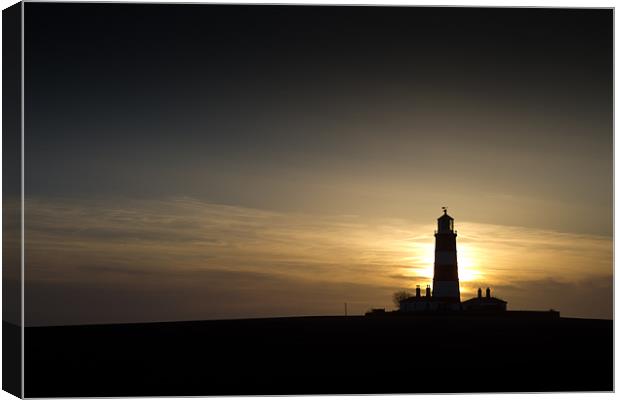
[
  {"left": 395, "top": 208, "right": 512, "bottom": 314},
  {"left": 432, "top": 207, "right": 461, "bottom": 301}
]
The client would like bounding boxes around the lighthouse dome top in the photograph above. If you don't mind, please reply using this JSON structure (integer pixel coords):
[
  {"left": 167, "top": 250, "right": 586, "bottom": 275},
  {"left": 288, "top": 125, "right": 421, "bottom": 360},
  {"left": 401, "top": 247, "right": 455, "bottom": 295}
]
[{"left": 438, "top": 207, "right": 453, "bottom": 220}]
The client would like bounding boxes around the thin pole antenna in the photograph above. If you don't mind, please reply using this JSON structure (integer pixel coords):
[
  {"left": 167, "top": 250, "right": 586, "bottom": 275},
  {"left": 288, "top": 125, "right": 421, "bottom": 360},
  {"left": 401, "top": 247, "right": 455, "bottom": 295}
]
[{"left": 344, "top": 302, "right": 348, "bottom": 316}]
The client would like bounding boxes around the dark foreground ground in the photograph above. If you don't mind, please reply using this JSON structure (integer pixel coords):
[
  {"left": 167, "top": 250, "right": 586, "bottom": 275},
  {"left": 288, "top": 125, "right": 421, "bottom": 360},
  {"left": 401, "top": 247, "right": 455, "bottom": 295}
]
[{"left": 21, "top": 314, "right": 612, "bottom": 397}]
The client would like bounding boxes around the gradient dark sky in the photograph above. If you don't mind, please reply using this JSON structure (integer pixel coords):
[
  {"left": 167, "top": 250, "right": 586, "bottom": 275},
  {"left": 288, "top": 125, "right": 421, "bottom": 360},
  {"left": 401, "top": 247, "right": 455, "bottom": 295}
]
[{"left": 23, "top": 4, "right": 612, "bottom": 325}]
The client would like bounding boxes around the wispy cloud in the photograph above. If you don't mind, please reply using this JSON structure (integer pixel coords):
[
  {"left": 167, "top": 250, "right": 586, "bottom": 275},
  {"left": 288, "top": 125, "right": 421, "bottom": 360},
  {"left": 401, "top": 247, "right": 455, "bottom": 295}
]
[{"left": 24, "top": 197, "right": 612, "bottom": 324}]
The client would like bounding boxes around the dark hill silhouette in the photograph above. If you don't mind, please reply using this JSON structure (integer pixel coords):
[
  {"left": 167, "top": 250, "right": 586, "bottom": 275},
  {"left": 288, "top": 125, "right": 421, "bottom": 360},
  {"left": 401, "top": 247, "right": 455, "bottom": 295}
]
[{"left": 22, "top": 314, "right": 612, "bottom": 396}]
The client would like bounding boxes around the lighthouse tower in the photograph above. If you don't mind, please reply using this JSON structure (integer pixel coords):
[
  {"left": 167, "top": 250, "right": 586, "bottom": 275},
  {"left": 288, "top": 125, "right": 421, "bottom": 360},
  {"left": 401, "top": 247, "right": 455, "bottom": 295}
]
[{"left": 432, "top": 208, "right": 461, "bottom": 301}]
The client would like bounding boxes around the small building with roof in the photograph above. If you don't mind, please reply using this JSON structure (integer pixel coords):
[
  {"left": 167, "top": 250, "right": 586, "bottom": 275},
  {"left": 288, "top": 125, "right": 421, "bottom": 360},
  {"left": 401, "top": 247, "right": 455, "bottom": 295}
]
[
  {"left": 462, "top": 288, "right": 507, "bottom": 312},
  {"left": 399, "top": 284, "right": 462, "bottom": 312}
]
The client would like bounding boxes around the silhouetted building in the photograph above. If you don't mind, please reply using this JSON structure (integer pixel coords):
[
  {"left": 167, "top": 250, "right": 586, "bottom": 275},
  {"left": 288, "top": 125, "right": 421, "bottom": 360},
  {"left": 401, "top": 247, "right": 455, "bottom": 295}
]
[
  {"left": 461, "top": 287, "right": 507, "bottom": 312},
  {"left": 399, "top": 209, "right": 507, "bottom": 313},
  {"left": 433, "top": 208, "right": 460, "bottom": 301},
  {"left": 399, "top": 284, "right": 438, "bottom": 312}
]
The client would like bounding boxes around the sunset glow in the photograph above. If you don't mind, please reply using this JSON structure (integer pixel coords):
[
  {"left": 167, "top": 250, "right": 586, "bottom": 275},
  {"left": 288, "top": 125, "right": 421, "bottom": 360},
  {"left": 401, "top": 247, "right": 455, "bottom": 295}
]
[
  {"left": 21, "top": 197, "right": 612, "bottom": 325},
  {"left": 456, "top": 244, "right": 483, "bottom": 283}
]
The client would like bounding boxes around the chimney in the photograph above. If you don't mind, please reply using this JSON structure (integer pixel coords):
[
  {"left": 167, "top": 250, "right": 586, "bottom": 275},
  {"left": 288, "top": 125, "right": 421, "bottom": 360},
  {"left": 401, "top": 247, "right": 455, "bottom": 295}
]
[
  {"left": 477, "top": 288, "right": 482, "bottom": 299},
  {"left": 416, "top": 285, "right": 421, "bottom": 298},
  {"left": 426, "top": 285, "right": 431, "bottom": 298},
  {"left": 486, "top": 287, "right": 491, "bottom": 298}
]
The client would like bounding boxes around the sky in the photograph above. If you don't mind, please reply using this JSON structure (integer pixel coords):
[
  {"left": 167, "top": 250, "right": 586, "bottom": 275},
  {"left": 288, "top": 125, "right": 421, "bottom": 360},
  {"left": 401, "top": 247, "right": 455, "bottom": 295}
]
[{"left": 21, "top": 4, "right": 612, "bottom": 325}]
